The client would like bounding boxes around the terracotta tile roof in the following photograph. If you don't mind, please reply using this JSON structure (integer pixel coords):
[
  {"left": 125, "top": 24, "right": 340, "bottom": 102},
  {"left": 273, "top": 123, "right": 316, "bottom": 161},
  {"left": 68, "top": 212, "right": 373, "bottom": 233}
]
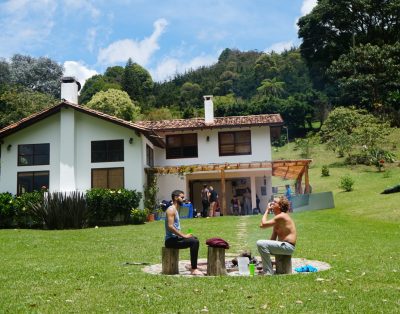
[
  {"left": 0, "top": 101, "right": 165, "bottom": 148},
  {"left": 135, "top": 114, "right": 284, "bottom": 131}
]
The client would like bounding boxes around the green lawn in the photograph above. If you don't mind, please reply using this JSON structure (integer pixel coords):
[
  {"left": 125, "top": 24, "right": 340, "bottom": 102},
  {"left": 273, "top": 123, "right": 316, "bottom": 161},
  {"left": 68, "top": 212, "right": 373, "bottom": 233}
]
[{"left": 1, "top": 137, "right": 400, "bottom": 313}]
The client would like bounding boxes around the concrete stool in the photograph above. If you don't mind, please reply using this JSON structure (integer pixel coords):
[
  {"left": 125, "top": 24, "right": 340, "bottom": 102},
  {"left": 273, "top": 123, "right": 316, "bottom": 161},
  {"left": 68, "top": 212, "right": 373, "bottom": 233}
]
[
  {"left": 207, "top": 246, "right": 227, "bottom": 276},
  {"left": 162, "top": 247, "right": 179, "bottom": 275},
  {"left": 274, "top": 254, "right": 292, "bottom": 274}
]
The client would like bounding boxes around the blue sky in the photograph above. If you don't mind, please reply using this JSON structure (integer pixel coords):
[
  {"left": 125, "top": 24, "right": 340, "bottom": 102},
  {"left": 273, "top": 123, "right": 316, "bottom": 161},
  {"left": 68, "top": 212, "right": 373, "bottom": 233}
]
[{"left": 0, "top": 0, "right": 317, "bottom": 86}]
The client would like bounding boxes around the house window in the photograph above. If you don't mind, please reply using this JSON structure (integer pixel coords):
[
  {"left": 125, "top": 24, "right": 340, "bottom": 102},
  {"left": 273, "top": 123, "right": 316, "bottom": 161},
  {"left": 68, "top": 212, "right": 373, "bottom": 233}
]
[
  {"left": 146, "top": 144, "right": 154, "bottom": 167},
  {"left": 91, "top": 168, "right": 124, "bottom": 189},
  {"left": 166, "top": 133, "right": 198, "bottom": 159},
  {"left": 91, "top": 140, "right": 124, "bottom": 163},
  {"left": 17, "top": 171, "right": 49, "bottom": 195},
  {"left": 219, "top": 130, "right": 251, "bottom": 156},
  {"left": 18, "top": 143, "right": 50, "bottom": 166}
]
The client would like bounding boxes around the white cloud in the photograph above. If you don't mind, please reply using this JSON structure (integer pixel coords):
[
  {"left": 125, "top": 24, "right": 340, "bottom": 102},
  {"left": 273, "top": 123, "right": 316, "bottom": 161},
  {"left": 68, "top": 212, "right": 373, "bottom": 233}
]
[
  {"left": 0, "top": 0, "right": 56, "bottom": 57},
  {"left": 63, "top": 0, "right": 100, "bottom": 19},
  {"left": 86, "top": 27, "right": 97, "bottom": 53},
  {"left": 151, "top": 54, "right": 217, "bottom": 82},
  {"left": 97, "top": 18, "right": 168, "bottom": 67},
  {"left": 301, "top": 0, "right": 318, "bottom": 16},
  {"left": 63, "top": 61, "right": 98, "bottom": 88},
  {"left": 265, "top": 41, "right": 294, "bottom": 53}
]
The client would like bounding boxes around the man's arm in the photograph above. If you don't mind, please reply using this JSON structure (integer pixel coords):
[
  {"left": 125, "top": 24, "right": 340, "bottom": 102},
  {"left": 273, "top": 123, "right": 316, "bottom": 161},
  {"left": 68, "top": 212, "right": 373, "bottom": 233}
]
[
  {"left": 259, "top": 210, "right": 276, "bottom": 228},
  {"left": 166, "top": 207, "right": 192, "bottom": 238},
  {"left": 270, "top": 230, "right": 278, "bottom": 240}
]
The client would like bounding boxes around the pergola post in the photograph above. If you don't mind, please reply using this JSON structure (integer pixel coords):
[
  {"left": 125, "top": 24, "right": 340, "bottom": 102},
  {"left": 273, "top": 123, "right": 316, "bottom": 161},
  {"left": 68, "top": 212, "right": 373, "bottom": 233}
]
[
  {"left": 250, "top": 175, "right": 256, "bottom": 214},
  {"left": 304, "top": 164, "right": 310, "bottom": 194},
  {"left": 220, "top": 169, "right": 226, "bottom": 216}
]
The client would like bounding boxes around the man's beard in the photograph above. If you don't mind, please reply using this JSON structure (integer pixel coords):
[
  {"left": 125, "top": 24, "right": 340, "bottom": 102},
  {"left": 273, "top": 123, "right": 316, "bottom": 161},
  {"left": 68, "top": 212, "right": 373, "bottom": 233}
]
[{"left": 177, "top": 199, "right": 183, "bottom": 206}]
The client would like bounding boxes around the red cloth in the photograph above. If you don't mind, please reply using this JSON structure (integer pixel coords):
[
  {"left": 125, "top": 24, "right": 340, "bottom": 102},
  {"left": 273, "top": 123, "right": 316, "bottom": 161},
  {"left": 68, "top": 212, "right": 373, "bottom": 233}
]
[{"left": 205, "top": 237, "right": 229, "bottom": 249}]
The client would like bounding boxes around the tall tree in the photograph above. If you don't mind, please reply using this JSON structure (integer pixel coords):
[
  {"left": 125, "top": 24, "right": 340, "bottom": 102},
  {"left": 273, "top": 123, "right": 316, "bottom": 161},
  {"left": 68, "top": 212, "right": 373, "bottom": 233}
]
[
  {"left": 122, "top": 59, "right": 154, "bottom": 105},
  {"left": 0, "top": 87, "right": 57, "bottom": 128},
  {"left": 328, "top": 43, "right": 400, "bottom": 120},
  {"left": 9, "top": 54, "right": 64, "bottom": 97},
  {"left": 298, "top": 0, "right": 400, "bottom": 89},
  {"left": 86, "top": 89, "right": 140, "bottom": 121},
  {"left": 79, "top": 74, "right": 121, "bottom": 105}
]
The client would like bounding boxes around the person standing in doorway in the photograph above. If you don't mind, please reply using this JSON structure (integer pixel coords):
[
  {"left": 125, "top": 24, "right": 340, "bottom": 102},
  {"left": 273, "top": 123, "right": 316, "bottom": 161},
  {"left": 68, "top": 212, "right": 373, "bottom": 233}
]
[
  {"left": 243, "top": 187, "right": 252, "bottom": 215},
  {"left": 200, "top": 184, "right": 210, "bottom": 218},
  {"left": 209, "top": 186, "right": 218, "bottom": 217},
  {"left": 231, "top": 195, "right": 241, "bottom": 216}
]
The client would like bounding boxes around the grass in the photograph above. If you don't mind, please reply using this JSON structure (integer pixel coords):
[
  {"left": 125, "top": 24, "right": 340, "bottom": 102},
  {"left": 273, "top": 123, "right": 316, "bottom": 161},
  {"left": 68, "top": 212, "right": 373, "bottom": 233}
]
[{"left": 1, "top": 133, "right": 400, "bottom": 313}]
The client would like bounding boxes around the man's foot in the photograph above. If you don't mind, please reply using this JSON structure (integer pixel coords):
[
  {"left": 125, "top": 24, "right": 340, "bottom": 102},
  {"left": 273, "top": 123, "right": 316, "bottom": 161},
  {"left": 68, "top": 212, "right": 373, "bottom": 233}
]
[{"left": 190, "top": 268, "right": 204, "bottom": 276}]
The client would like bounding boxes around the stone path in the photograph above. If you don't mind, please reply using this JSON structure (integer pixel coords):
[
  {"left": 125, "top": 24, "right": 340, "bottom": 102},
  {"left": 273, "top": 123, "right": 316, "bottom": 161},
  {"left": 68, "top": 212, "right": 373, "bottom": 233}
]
[{"left": 142, "top": 257, "right": 331, "bottom": 277}]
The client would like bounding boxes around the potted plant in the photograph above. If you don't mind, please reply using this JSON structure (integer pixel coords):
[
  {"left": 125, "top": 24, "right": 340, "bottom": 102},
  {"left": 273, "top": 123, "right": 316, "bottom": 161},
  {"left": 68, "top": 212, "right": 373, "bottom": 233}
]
[{"left": 143, "top": 174, "right": 159, "bottom": 222}]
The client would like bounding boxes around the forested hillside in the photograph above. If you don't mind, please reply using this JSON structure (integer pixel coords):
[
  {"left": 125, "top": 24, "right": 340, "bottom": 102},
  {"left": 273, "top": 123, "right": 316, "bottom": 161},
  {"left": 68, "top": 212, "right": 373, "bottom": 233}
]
[{"left": 1, "top": 0, "right": 399, "bottom": 136}]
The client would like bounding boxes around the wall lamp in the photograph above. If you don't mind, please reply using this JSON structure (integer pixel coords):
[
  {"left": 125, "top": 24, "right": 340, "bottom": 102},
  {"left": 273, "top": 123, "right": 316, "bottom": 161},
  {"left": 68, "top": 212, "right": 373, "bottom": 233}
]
[
  {"left": 7, "top": 144, "right": 12, "bottom": 151},
  {"left": 206, "top": 136, "right": 210, "bottom": 142},
  {"left": 129, "top": 138, "right": 134, "bottom": 144}
]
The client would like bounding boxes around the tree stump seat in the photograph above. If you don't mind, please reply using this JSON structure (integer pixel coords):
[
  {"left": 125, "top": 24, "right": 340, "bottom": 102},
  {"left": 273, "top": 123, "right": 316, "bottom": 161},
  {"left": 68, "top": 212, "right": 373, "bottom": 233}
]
[
  {"left": 274, "top": 254, "right": 292, "bottom": 274},
  {"left": 207, "top": 246, "right": 227, "bottom": 276},
  {"left": 162, "top": 247, "right": 179, "bottom": 275}
]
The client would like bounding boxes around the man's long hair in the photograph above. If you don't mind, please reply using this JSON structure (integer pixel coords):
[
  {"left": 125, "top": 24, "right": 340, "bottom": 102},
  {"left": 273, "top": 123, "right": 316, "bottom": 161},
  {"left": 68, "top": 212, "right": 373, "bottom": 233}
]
[{"left": 278, "top": 196, "right": 290, "bottom": 213}]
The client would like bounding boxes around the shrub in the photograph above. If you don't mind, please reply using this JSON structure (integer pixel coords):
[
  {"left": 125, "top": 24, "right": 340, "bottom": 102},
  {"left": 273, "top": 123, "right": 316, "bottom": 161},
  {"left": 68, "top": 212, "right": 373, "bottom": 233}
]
[
  {"left": 339, "top": 175, "right": 355, "bottom": 192},
  {"left": 321, "top": 165, "right": 330, "bottom": 177},
  {"left": 0, "top": 192, "right": 15, "bottom": 228},
  {"left": 86, "top": 188, "right": 142, "bottom": 225},
  {"left": 130, "top": 208, "right": 147, "bottom": 225},
  {"left": 13, "top": 191, "right": 43, "bottom": 228},
  {"left": 29, "top": 191, "right": 88, "bottom": 230}
]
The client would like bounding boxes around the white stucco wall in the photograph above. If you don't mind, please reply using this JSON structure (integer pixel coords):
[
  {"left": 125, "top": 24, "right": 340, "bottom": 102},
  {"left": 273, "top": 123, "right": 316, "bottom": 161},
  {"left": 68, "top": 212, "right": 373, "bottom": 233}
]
[
  {"left": 74, "top": 112, "right": 144, "bottom": 193},
  {"left": 0, "top": 115, "right": 61, "bottom": 194},
  {"left": 153, "top": 126, "right": 272, "bottom": 167}
]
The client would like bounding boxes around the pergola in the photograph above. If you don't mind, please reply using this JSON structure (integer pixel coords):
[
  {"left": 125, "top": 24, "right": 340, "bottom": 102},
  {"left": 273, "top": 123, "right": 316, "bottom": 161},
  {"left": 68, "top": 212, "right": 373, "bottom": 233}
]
[{"left": 146, "top": 159, "right": 312, "bottom": 215}]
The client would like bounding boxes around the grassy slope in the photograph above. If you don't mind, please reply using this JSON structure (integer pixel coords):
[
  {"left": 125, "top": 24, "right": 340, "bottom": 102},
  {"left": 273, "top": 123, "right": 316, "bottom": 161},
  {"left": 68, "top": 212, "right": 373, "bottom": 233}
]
[{"left": 0, "top": 131, "right": 399, "bottom": 313}]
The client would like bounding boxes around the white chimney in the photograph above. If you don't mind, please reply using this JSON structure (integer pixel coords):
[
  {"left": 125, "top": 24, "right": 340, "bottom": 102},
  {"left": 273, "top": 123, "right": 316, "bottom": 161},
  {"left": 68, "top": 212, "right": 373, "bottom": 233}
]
[
  {"left": 61, "top": 77, "right": 81, "bottom": 104},
  {"left": 204, "top": 95, "right": 214, "bottom": 124}
]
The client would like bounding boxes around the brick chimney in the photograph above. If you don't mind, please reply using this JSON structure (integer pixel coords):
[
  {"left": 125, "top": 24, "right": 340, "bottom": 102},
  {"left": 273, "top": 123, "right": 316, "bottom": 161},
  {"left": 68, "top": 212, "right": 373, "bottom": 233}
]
[
  {"left": 204, "top": 95, "right": 214, "bottom": 124},
  {"left": 61, "top": 76, "right": 81, "bottom": 104}
]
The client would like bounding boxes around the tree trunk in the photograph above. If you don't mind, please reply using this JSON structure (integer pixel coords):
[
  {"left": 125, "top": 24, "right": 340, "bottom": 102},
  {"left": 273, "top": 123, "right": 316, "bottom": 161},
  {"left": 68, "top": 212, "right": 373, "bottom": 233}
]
[
  {"left": 207, "top": 247, "right": 227, "bottom": 276},
  {"left": 162, "top": 247, "right": 179, "bottom": 275}
]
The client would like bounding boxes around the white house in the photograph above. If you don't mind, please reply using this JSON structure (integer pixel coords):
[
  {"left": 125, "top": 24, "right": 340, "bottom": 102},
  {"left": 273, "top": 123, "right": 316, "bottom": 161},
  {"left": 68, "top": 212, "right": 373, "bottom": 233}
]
[{"left": 0, "top": 78, "right": 311, "bottom": 214}]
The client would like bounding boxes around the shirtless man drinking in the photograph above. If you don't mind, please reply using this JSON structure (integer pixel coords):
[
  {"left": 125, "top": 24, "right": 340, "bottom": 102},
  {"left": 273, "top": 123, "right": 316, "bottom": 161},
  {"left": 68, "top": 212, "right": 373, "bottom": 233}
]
[{"left": 256, "top": 196, "right": 297, "bottom": 275}]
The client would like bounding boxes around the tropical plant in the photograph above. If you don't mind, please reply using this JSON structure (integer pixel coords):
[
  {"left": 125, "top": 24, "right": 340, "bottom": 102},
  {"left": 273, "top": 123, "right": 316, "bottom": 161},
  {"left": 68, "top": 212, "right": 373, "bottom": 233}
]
[
  {"left": 29, "top": 192, "right": 88, "bottom": 230},
  {"left": 143, "top": 174, "right": 159, "bottom": 214},
  {"left": 0, "top": 192, "right": 15, "bottom": 228}
]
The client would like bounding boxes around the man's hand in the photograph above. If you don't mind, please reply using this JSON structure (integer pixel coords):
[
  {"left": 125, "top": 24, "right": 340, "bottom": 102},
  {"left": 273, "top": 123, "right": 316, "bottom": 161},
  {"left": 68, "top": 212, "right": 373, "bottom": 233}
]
[{"left": 183, "top": 233, "right": 193, "bottom": 239}]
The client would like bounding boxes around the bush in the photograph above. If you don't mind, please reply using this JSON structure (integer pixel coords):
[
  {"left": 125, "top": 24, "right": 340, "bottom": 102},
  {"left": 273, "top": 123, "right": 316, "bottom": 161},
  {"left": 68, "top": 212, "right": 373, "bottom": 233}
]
[
  {"left": 29, "top": 192, "right": 88, "bottom": 230},
  {"left": 86, "top": 188, "right": 142, "bottom": 225},
  {"left": 0, "top": 192, "right": 15, "bottom": 228},
  {"left": 13, "top": 191, "right": 43, "bottom": 228},
  {"left": 321, "top": 165, "right": 330, "bottom": 177},
  {"left": 130, "top": 208, "right": 147, "bottom": 225},
  {"left": 339, "top": 175, "right": 355, "bottom": 192}
]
